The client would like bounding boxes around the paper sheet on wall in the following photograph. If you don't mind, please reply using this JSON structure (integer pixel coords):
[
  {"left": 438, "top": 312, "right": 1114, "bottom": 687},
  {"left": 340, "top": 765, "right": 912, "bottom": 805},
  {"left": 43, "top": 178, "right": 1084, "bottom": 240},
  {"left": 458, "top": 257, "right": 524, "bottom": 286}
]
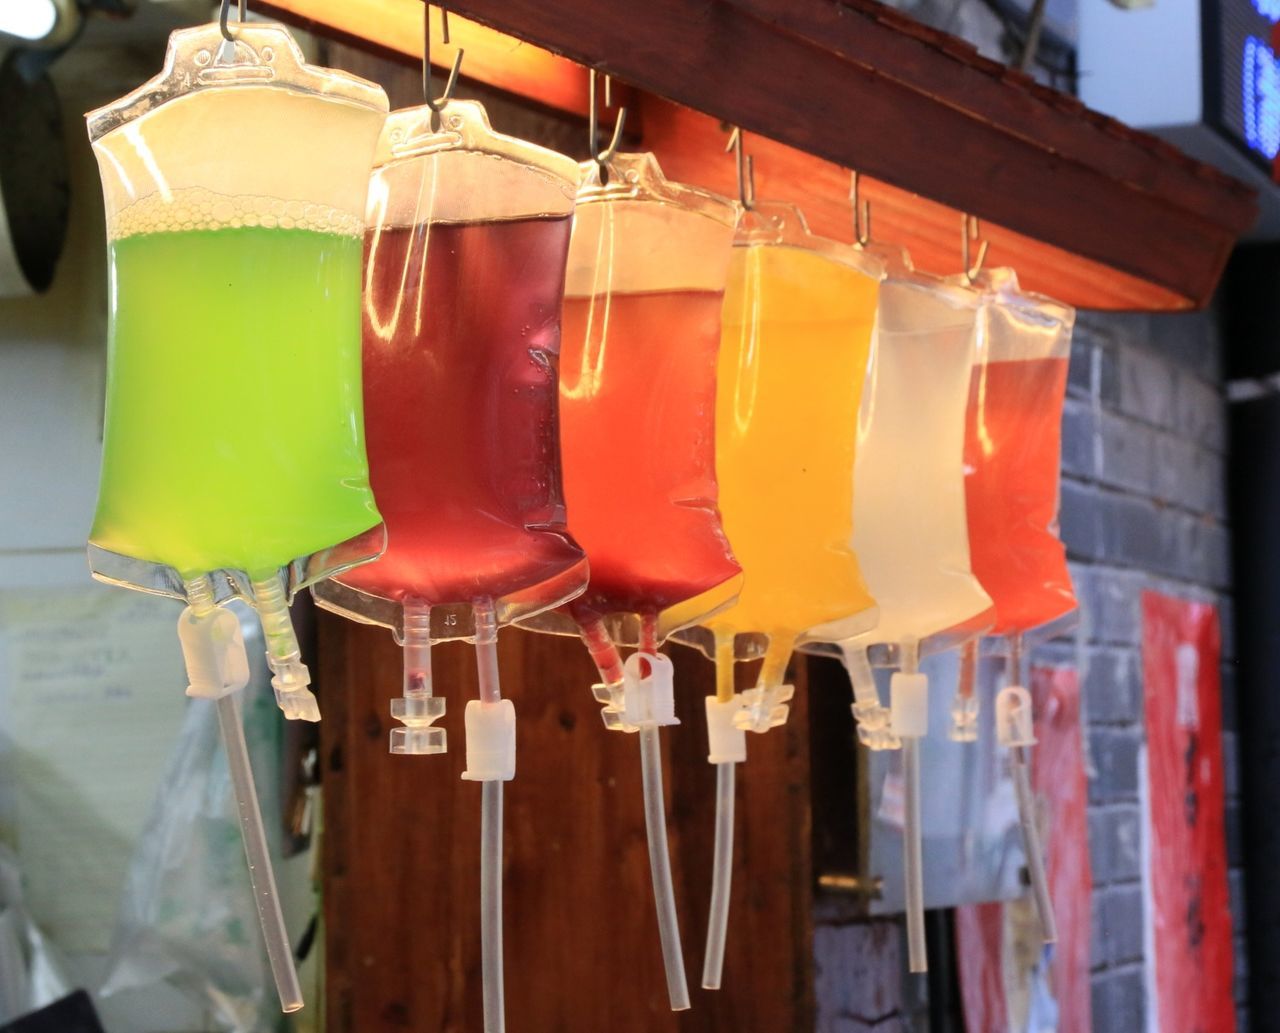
[{"left": 0, "top": 584, "right": 187, "bottom": 954}]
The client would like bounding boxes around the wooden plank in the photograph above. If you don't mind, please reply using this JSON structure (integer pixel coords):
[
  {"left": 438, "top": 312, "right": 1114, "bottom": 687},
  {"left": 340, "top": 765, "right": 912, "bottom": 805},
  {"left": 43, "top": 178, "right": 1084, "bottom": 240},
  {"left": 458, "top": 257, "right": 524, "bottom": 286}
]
[
  {"left": 256, "top": 0, "right": 595, "bottom": 119},
  {"left": 319, "top": 614, "right": 815, "bottom": 1032},
  {"left": 260, "top": 0, "right": 1252, "bottom": 309},
  {"left": 419, "top": 0, "right": 1256, "bottom": 307},
  {"left": 638, "top": 98, "right": 1191, "bottom": 311}
]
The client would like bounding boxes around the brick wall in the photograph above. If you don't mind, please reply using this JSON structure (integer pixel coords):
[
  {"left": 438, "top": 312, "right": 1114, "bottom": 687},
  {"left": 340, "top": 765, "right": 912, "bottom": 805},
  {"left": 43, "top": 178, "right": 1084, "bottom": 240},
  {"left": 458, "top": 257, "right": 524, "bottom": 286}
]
[
  {"left": 1063, "top": 307, "right": 1242, "bottom": 1033},
  {"left": 812, "top": 306, "right": 1244, "bottom": 1032}
]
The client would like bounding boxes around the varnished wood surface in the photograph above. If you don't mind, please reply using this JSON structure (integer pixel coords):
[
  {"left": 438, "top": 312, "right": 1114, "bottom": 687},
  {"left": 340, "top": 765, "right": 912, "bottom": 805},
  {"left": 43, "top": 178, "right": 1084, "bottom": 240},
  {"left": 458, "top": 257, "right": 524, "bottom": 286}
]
[
  {"left": 319, "top": 613, "right": 814, "bottom": 1032},
  {"left": 262, "top": 0, "right": 1256, "bottom": 310}
]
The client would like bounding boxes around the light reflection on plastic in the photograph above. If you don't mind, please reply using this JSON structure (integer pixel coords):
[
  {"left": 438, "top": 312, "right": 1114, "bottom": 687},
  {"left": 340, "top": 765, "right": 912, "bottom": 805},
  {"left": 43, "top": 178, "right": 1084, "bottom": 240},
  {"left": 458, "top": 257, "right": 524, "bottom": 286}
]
[{"left": 1244, "top": 36, "right": 1280, "bottom": 159}]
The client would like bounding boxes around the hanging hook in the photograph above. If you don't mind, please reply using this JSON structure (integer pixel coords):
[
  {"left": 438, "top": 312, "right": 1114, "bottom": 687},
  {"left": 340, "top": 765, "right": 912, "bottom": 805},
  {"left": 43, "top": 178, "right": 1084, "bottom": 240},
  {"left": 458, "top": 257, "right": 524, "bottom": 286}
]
[
  {"left": 219, "top": 0, "right": 246, "bottom": 43},
  {"left": 424, "top": 4, "right": 465, "bottom": 127},
  {"left": 589, "top": 68, "right": 627, "bottom": 183},
  {"left": 961, "top": 213, "right": 989, "bottom": 283},
  {"left": 725, "top": 126, "right": 756, "bottom": 211},
  {"left": 851, "top": 171, "right": 871, "bottom": 247}
]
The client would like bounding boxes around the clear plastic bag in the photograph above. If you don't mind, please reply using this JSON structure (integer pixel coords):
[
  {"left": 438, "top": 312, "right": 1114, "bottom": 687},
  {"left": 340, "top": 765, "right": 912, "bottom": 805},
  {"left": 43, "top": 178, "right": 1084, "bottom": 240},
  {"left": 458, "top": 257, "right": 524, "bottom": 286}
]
[
  {"left": 678, "top": 202, "right": 882, "bottom": 722},
  {"left": 675, "top": 202, "right": 882, "bottom": 989},
  {"left": 963, "top": 269, "right": 1077, "bottom": 640},
  {"left": 312, "top": 97, "right": 588, "bottom": 734},
  {"left": 961, "top": 268, "right": 1079, "bottom": 954},
  {"left": 97, "top": 668, "right": 291, "bottom": 1032},
  {"left": 312, "top": 96, "right": 589, "bottom": 1033},
  {"left": 85, "top": 20, "right": 390, "bottom": 721},
  {"left": 518, "top": 153, "right": 742, "bottom": 1011},
  {"left": 521, "top": 152, "right": 742, "bottom": 660}
]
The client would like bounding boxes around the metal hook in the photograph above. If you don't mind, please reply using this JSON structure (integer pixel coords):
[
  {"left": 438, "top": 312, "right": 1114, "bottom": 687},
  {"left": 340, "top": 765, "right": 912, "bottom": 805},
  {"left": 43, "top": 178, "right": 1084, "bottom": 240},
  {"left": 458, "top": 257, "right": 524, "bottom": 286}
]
[
  {"left": 725, "top": 126, "right": 756, "bottom": 211},
  {"left": 219, "top": 0, "right": 246, "bottom": 43},
  {"left": 589, "top": 68, "right": 627, "bottom": 183},
  {"left": 962, "top": 213, "right": 989, "bottom": 283},
  {"left": 424, "top": 4, "right": 465, "bottom": 124},
  {"left": 851, "top": 171, "right": 871, "bottom": 247}
]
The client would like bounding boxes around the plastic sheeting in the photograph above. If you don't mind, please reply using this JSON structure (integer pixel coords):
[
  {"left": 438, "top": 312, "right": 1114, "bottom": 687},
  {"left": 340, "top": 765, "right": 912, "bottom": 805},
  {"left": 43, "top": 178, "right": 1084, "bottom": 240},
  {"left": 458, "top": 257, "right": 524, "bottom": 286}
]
[{"left": 956, "top": 664, "right": 1091, "bottom": 1032}]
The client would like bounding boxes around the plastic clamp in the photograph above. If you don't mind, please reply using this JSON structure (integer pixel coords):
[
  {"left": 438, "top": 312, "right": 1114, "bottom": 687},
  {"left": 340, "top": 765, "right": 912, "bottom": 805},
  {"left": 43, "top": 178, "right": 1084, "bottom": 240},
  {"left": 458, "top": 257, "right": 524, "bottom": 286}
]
[
  {"left": 890, "top": 672, "right": 929, "bottom": 740},
  {"left": 460, "top": 698, "right": 516, "bottom": 782},
  {"left": 178, "top": 604, "right": 250, "bottom": 700},
  {"left": 627, "top": 652, "right": 681, "bottom": 728},
  {"left": 732, "top": 683, "right": 794, "bottom": 733},
  {"left": 852, "top": 698, "right": 901, "bottom": 751},
  {"left": 390, "top": 695, "right": 447, "bottom": 756},
  {"left": 949, "top": 692, "right": 979, "bottom": 743},
  {"left": 269, "top": 659, "right": 320, "bottom": 723},
  {"left": 995, "top": 685, "right": 1036, "bottom": 748},
  {"left": 705, "top": 696, "right": 748, "bottom": 764}
]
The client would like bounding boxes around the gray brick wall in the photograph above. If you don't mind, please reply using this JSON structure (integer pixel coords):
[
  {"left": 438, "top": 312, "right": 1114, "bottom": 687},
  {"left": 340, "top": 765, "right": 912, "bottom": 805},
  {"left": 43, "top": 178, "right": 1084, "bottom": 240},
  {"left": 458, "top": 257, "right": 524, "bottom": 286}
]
[{"left": 1058, "top": 306, "right": 1242, "bottom": 1033}]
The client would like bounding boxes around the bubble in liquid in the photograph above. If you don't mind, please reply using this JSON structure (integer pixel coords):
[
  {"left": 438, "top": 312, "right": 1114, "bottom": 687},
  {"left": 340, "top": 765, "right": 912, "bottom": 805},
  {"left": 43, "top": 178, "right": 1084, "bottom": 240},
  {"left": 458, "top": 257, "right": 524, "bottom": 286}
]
[{"left": 108, "top": 186, "right": 363, "bottom": 240}]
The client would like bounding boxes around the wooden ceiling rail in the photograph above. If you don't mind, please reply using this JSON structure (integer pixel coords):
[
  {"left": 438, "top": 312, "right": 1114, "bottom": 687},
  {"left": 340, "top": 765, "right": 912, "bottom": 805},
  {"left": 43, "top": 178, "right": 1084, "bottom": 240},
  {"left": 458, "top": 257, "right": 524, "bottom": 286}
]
[
  {"left": 430, "top": 0, "right": 1258, "bottom": 310},
  {"left": 260, "top": 0, "right": 1258, "bottom": 311}
]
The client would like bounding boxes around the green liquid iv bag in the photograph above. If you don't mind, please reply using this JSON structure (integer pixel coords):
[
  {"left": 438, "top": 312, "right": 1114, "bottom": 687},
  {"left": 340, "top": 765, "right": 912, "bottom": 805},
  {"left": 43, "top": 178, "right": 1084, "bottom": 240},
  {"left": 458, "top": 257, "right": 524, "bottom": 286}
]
[{"left": 85, "top": 20, "right": 389, "bottom": 1012}]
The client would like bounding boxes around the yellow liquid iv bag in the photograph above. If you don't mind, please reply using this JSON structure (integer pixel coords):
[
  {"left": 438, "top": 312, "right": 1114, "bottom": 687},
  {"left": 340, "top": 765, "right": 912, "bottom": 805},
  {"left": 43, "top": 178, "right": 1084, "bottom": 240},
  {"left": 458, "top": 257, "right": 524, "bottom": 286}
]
[{"left": 677, "top": 201, "right": 882, "bottom": 990}]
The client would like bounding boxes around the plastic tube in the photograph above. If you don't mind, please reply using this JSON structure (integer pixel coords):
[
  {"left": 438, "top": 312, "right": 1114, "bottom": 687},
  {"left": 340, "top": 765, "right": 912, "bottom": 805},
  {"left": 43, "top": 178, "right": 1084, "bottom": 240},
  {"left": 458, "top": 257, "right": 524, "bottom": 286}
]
[
  {"left": 846, "top": 645, "right": 896, "bottom": 750},
  {"left": 1006, "top": 635, "right": 1057, "bottom": 943},
  {"left": 1011, "top": 744, "right": 1057, "bottom": 942},
  {"left": 480, "top": 779, "right": 504, "bottom": 1033},
  {"left": 702, "top": 758, "right": 735, "bottom": 989},
  {"left": 252, "top": 574, "right": 318, "bottom": 722},
  {"left": 184, "top": 578, "right": 303, "bottom": 1013},
  {"left": 640, "top": 725, "right": 691, "bottom": 1009},
  {"left": 899, "top": 640, "right": 927, "bottom": 974},
  {"left": 639, "top": 614, "right": 691, "bottom": 1011},
  {"left": 216, "top": 693, "right": 305, "bottom": 1012},
  {"left": 902, "top": 736, "right": 926, "bottom": 974},
  {"left": 950, "top": 640, "right": 979, "bottom": 742},
  {"left": 579, "top": 614, "right": 626, "bottom": 689},
  {"left": 474, "top": 600, "right": 505, "bottom": 1033}
]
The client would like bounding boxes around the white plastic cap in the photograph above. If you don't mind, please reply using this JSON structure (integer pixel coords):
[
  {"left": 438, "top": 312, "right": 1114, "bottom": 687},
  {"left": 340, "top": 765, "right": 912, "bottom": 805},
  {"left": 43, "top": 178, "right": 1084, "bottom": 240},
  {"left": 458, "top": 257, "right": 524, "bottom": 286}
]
[
  {"left": 178, "top": 604, "right": 250, "bottom": 700},
  {"left": 732, "top": 684, "right": 794, "bottom": 733},
  {"left": 995, "top": 685, "right": 1036, "bottom": 748},
  {"left": 890, "top": 672, "right": 929, "bottom": 739},
  {"left": 390, "top": 695, "right": 447, "bottom": 756},
  {"left": 705, "top": 696, "right": 747, "bottom": 764},
  {"left": 602, "top": 652, "right": 680, "bottom": 733},
  {"left": 460, "top": 698, "right": 516, "bottom": 782}
]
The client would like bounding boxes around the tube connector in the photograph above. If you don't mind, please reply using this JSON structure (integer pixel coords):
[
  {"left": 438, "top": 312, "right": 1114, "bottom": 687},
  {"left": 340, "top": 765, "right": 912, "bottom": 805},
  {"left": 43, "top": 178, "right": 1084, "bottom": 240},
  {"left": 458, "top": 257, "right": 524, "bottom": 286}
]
[
  {"left": 252, "top": 575, "right": 319, "bottom": 723},
  {"left": 391, "top": 695, "right": 447, "bottom": 756},
  {"left": 890, "top": 672, "right": 929, "bottom": 740},
  {"left": 460, "top": 699, "right": 516, "bottom": 782},
  {"left": 853, "top": 700, "right": 901, "bottom": 751},
  {"left": 732, "top": 684, "right": 793, "bottom": 734},
  {"left": 705, "top": 696, "right": 747, "bottom": 764},
  {"left": 178, "top": 603, "right": 251, "bottom": 700},
  {"left": 995, "top": 685, "right": 1036, "bottom": 748},
  {"left": 949, "top": 693, "right": 979, "bottom": 743},
  {"left": 601, "top": 652, "right": 680, "bottom": 733}
]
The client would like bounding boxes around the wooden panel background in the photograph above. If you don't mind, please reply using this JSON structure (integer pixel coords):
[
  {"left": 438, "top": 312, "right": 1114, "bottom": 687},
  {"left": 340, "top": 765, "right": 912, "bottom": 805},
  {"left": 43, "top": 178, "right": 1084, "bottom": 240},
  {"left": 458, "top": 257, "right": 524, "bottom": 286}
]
[{"left": 319, "top": 614, "right": 815, "bottom": 1032}]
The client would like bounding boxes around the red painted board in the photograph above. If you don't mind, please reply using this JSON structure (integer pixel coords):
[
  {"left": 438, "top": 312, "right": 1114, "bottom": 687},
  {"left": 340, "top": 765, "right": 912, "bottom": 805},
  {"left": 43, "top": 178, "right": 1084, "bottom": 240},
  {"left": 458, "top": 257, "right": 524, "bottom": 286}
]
[{"left": 1141, "top": 593, "right": 1234, "bottom": 1033}]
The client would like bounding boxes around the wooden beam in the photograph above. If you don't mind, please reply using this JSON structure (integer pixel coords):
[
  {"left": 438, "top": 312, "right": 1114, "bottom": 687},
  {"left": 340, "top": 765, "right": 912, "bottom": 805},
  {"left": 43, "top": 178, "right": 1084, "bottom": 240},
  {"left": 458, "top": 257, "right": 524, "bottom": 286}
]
[
  {"left": 256, "top": 0, "right": 594, "bottom": 119},
  {"left": 413, "top": 0, "right": 1256, "bottom": 309},
  {"left": 259, "top": 0, "right": 1256, "bottom": 310}
]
